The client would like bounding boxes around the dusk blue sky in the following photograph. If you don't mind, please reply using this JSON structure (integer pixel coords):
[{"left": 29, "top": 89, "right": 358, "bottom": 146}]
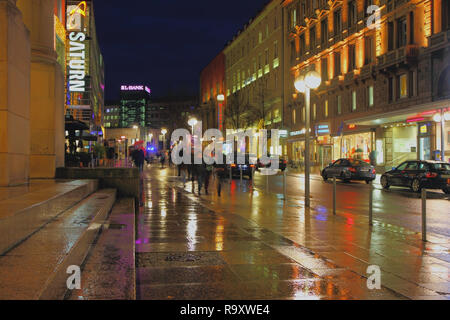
[{"left": 94, "top": 0, "right": 269, "bottom": 101}]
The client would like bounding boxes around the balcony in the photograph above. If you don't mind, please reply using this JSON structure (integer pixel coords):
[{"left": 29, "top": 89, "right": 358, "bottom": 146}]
[
  {"left": 427, "top": 31, "right": 450, "bottom": 51},
  {"left": 376, "top": 44, "right": 419, "bottom": 70}
]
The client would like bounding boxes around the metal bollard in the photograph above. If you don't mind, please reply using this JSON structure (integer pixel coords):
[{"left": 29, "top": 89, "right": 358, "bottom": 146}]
[
  {"left": 333, "top": 176, "right": 337, "bottom": 215},
  {"left": 369, "top": 184, "right": 373, "bottom": 226},
  {"left": 283, "top": 170, "right": 287, "bottom": 200},
  {"left": 240, "top": 166, "right": 243, "bottom": 184},
  {"left": 422, "top": 188, "right": 427, "bottom": 242}
]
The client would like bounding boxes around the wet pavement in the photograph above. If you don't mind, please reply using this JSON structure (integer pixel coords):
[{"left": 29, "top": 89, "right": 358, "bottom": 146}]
[{"left": 136, "top": 166, "right": 409, "bottom": 300}]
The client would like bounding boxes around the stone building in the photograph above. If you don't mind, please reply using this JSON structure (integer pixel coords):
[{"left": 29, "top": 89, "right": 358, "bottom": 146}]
[
  {"left": 283, "top": 0, "right": 450, "bottom": 171},
  {"left": 1, "top": 0, "right": 66, "bottom": 186},
  {"left": 223, "top": 0, "right": 286, "bottom": 156}
]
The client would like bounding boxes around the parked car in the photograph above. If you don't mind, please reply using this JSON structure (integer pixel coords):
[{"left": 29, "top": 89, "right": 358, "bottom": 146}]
[
  {"left": 226, "top": 153, "right": 257, "bottom": 179},
  {"left": 321, "top": 158, "right": 376, "bottom": 184},
  {"left": 380, "top": 160, "right": 450, "bottom": 194},
  {"left": 257, "top": 157, "right": 287, "bottom": 171}
]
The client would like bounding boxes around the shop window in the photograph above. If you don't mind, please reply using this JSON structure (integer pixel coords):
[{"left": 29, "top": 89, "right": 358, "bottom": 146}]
[{"left": 399, "top": 74, "right": 408, "bottom": 98}]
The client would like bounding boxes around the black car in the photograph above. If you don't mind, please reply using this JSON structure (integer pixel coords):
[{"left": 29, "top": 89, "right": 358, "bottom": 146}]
[
  {"left": 381, "top": 160, "right": 450, "bottom": 194},
  {"left": 226, "top": 153, "right": 257, "bottom": 179},
  {"left": 321, "top": 158, "right": 376, "bottom": 184},
  {"left": 257, "top": 157, "right": 287, "bottom": 171}
]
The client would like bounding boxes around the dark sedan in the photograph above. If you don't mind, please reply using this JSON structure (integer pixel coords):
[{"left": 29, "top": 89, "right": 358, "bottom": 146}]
[
  {"left": 321, "top": 158, "right": 376, "bottom": 184},
  {"left": 257, "top": 157, "right": 287, "bottom": 171},
  {"left": 226, "top": 154, "right": 257, "bottom": 179},
  {"left": 381, "top": 160, "right": 450, "bottom": 194}
]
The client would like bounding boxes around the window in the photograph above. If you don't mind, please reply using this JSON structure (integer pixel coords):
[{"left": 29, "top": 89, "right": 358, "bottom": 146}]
[
  {"left": 310, "top": 26, "right": 316, "bottom": 50},
  {"left": 397, "top": 17, "right": 407, "bottom": 48},
  {"left": 406, "top": 162, "right": 419, "bottom": 171},
  {"left": 266, "top": 24, "right": 269, "bottom": 38},
  {"left": 302, "top": 107, "right": 305, "bottom": 122},
  {"left": 334, "top": 51, "right": 341, "bottom": 76},
  {"left": 334, "top": 9, "right": 342, "bottom": 34},
  {"left": 293, "top": 109, "right": 297, "bottom": 124},
  {"left": 443, "top": 0, "right": 450, "bottom": 30},
  {"left": 259, "top": 32, "right": 262, "bottom": 44},
  {"left": 321, "top": 58, "right": 328, "bottom": 81},
  {"left": 337, "top": 95, "right": 342, "bottom": 115},
  {"left": 274, "top": 41, "right": 278, "bottom": 58},
  {"left": 291, "top": 8, "right": 297, "bottom": 28},
  {"left": 388, "top": 77, "right": 394, "bottom": 102},
  {"left": 348, "top": 1, "right": 357, "bottom": 27},
  {"left": 321, "top": 18, "right": 328, "bottom": 46},
  {"left": 348, "top": 44, "right": 356, "bottom": 71},
  {"left": 364, "top": 36, "right": 373, "bottom": 65},
  {"left": 368, "top": 86, "right": 374, "bottom": 107},
  {"left": 265, "top": 49, "right": 269, "bottom": 66},
  {"left": 325, "top": 100, "right": 329, "bottom": 118},
  {"left": 299, "top": 34, "right": 306, "bottom": 56},
  {"left": 313, "top": 104, "right": 317, "bottom": 120},
  {"left": 352, "top": 91, "right": 357, "bottom": 111},
  {"left": 399, "top": 74, "right": 408, "bottom": 98},
  {"left": 388, "top": 22, "right": 394, "bottom": 51}
]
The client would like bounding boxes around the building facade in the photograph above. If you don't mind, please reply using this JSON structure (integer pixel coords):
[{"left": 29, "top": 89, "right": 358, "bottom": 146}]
[
  {"left": 1, "top": 0, "right": 67, "bottom": 185},
  {"left": 199, "top": 52, "right": 226, "bottom": 131},
  {"left": 283, "top": 0, "right": 450, "bottom": 171},
  {"left": 65, "top": 0, "right": 104, "bottom": 138},
  {"left": 223, "top": 0, "right": 286, "bottom": 156}
]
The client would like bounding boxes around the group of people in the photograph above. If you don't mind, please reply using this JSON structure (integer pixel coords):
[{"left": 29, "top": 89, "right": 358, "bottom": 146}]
[{"left": 178, "top": 162, "right": 227, "bottom": 196}]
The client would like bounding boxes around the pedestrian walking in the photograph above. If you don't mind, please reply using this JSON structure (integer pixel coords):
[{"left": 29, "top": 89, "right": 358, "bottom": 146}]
[
  {"left": 160, "top": 152, "right": 165, "bottom": 168},
  {"left": 214, "top": 163, "right": 226, "bottom": 197}
]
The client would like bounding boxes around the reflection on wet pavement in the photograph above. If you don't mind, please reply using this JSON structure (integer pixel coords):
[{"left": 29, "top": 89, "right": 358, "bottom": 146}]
[{"left": 136, "top": 167, "right": 407, "bottom": 300}]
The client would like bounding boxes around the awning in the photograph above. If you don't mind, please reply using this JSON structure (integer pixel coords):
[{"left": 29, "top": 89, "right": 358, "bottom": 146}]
[
  {"left": 344, "top": 99, "right": 450, "bottom": 126},
  {"left": 65, "top": 118, "right": 89, "bottom": 131}
]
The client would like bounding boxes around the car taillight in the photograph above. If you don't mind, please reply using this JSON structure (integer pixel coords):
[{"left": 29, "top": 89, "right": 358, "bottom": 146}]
[
  {"left": 426, "top": 172, "right": 438, "bottom": 178},
  {"left": 349, "top": 167, "right": 357, "bottom": 173},
  {"left": 372, "top": 169, "right": 376, "bottom": 174},
  {"left": 231, "top": 164, "right": 236, "bottom": 168},
  {"left": 250, "top": 164, "right": 255, "bottom": 168},
  {"left": 283, "top": 160, "right": 287, "bottom": 164}
]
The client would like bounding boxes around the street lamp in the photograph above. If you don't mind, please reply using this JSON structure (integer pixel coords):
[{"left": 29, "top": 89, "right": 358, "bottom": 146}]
[
  {"left": 188, "top": 118, "right": 198, "bottom": 134},
  {"left": 161, "top": 128, "right": 167, "bottom": 151},
  {"left": 294, "top": 70, "right": 321, "bottom": 208}
]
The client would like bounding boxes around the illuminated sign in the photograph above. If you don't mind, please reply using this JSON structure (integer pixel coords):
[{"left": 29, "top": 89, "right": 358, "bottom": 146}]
[
  {"left": 121, "top": 85, "right": 151, "bottom": 93},
  {"left": 348, "top": 124, "right": 357, "bottom": 129},
  {"left": 68, "top": 32, "right": 86, "bottom": 92},
  {"left": 316, "top": 124, "right": 330, "bottom": 135},
  {"left": 420, "top": 125, "right": 428, "bottom": 134},
  {"left": 67, "top": 1, "right": 86, "bottom": 31}
]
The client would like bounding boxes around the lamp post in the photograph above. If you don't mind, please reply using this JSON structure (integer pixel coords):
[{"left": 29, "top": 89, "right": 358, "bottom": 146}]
[
  {"left": 217, "top": 94, "right": 225, "bottom": 132},
  {"left": 295, "top": 70, "right": 321, "bottom": 208},
  {"left": 161, "top": 128, "right": 167, "bottom": 152},
  {"left": 188, "top": 118, "right": 198, "bottom": 135}
]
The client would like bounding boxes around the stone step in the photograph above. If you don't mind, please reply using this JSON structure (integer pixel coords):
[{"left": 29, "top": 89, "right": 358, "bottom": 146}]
[
  {"left": 67, "top": 198, "right": 136, "bottom": 300},
  {"left": 0, "top": 189, "right": 116, "bottom": 300},
  {"left": 0, "top": 180, "right": 98, "bottom": 255}
]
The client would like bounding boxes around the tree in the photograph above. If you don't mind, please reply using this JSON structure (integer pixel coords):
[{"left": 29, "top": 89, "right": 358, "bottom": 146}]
[{"left": 224, "top": 91, "right": 253, "bottom": 130}]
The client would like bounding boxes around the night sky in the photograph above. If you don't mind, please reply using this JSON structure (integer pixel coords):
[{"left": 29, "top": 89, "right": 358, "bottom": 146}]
[{"left": 93, "top": 0, "right": 269, "bottom": 102}]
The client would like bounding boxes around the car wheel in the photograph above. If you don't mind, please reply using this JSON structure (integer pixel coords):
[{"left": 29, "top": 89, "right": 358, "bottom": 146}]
[
  {"left": 442, "top": 187, "right": 450, "bottom": 194},
  {"left": 322, "top": 172, "right": 328, "bottom": 181},
  {"left": 411, "top": 178, "right": 422, "bottom": 193},
  {"left": 381, "top": 176, "right": 390, "bottom": 190}
]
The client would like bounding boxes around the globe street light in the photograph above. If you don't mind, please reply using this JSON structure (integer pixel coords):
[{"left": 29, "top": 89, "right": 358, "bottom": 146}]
[
  {"left": 161, "top": 128, "right": 167, "bottom": 152},
  {"left": 295, "top": 70, "right": 321, "bottom": 208},
  {"left": 188, "top": 118, "right": 198, "bottom": 134}
]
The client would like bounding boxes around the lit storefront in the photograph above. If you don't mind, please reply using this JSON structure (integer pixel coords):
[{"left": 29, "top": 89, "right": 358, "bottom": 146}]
[{"left": 345, "top": 101, "right": 450, "bottom": 172}]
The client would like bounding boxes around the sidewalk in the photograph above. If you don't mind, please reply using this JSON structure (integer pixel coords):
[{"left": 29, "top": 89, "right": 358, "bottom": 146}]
[
  {"left": 137, "top": 168, "right": 405, "bottom": 300},
  {"left": 167, "top": 168, "right": 450, "bottom": 300}
]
